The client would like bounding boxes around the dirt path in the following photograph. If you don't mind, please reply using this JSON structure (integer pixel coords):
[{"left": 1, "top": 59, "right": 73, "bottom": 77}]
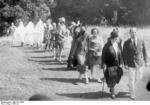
[{"left": 0, "top": 40, "right": 150, "bottom": 101}]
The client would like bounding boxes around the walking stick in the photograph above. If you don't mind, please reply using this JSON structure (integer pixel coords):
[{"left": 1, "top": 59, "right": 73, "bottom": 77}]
[{"left": 101, "top": 66, "right": 105, "bottom": 100}]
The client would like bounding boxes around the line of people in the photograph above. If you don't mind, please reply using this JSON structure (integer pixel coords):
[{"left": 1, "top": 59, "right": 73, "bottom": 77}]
[
  {"left": 68, "top": 25, "right": 148, "bottom": 100},
  {"left": 9, "top": 17, "right": 148, "bottom": 100},
  {"left": 43, "top": 17, "right": 74, "bottom": 62}
]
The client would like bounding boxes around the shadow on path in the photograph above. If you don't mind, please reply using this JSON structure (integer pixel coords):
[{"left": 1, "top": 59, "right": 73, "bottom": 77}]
[
  {"left": 56, "top": 91, "right": 109, "bottom": 99},
  {"left": 40, "top": 77, "right": 79, "bottom": 85},
  {"left": 28, "top": 59, "right": 55, "bottom": 63},
  {"left": 42, "top": 67, "right": 76, "bottom": 71},
  {"left": 31, "top": 56, "right": 54, "bottom": 59},
  {"left": 39, "top": 62, "right": 67, "bottom": 66},
  {"left": 56, "top": 91, "right": 130, "bottom": 100}
]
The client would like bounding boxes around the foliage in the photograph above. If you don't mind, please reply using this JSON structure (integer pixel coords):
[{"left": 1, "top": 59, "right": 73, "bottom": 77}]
[
  {"left": 0, "top": 0, "right": 150, "bottom": 36},
  {"left": 0, "top": 0, "right": 55, "bottom": 36},
  {"left": 54, "top": 0, "right": 149, "bottom": 25}
]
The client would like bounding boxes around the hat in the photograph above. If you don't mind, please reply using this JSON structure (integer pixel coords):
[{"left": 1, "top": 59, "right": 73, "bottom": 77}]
[
  {"left": 130, "top": 28, "right": 137, "bottom": 33},
  {"left": 71, "top": 21, "right": 76, "bottom": 26},
  {"left": 110, "top": 31, "right": 118, "bottom": 39},
  {"left": 59, "top": 17, "right": 65, "bottom": 23}
]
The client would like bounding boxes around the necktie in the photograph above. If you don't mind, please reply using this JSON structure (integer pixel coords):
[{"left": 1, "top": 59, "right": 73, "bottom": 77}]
[{"left": 133, "top": 39, "right": 136, "bottom": 47}]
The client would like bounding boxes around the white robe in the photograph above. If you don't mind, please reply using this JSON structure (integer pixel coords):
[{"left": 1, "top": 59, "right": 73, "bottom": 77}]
[
  {"left": 14, "top": 21, "right": 25, "bottom": 45},
  {"left": 34, "top": 20, "right": 45, "bottom": 45},
  {"left": 24, "top": 22, "right": 35, "bottom": 45}
]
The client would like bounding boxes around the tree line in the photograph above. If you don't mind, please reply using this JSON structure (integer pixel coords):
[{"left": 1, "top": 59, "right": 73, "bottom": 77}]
[{"left": 0, "top": 0, "right": 150, "bottom": 36}]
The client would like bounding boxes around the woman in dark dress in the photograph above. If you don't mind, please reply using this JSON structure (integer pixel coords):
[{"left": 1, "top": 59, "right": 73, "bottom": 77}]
[
  {"left": 72, "top": 25, "right": 89, "bottom": 84},
  {"left": 67, "top": 26, "right": 81, "bottom": 68},
  {"left": 102, "top": 31, "right": 123, "bottom": 99}
]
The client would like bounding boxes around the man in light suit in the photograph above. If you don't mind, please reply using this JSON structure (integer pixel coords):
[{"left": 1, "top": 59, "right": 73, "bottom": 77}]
[{"left": 123, "top": 28, "right": 148, "bottom": 100}]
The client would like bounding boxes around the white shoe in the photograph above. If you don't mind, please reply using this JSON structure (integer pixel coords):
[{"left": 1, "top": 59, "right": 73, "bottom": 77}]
[
  {"left": 97, "top": 78, "right": 102, "bottom": 83},
  {"left": 130, "top": 94, "right": 135, "bottom": 100}
]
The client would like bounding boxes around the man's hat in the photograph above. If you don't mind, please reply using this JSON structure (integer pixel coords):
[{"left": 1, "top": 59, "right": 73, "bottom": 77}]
[
  {"left": 59, "top": 17, "right": 66, "bottom": 23},
  {"left": 110, "top": 31, "right": 118, "bottom": 39}
]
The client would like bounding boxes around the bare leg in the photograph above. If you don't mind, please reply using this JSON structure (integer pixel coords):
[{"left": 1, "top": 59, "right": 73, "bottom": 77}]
[
  {"left": 56, "top": 48, "right": 59, "bottom": 61},
  {"left": 97, "top": 65, "right": 102, "bottom": 83},
  {"left": 85, "top": 66, "right": 89, "bottom": 84},
  {"left": 85, "top": 72, "right": 89, "bottom": 84},
  {"left": 90, "top": 65, "right": 94, "bottom": 79},
  {"left": 53, "top": 48, "right": 56, "bottom": 60},
  {"left": 110, "top": 87, "right": 115, "bottom": 99},
  {"left": 59, "top": 48, "right": 62, "bottom": 62},
  {"left": 78, "top": 73, "right": 82, "bottom": 80}
]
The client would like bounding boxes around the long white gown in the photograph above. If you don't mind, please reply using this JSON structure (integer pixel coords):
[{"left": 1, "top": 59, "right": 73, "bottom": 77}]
[
  {"left": 24, "top": 21, "right": 35, "bottom": 45},
  {"left": 14, "top": 21, "right": 25, "bottom": 45},
  {"left": 34, "top": 20, "right": 45, "bottom": 46}
]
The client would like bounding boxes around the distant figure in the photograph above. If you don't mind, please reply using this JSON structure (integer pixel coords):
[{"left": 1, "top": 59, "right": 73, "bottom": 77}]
[
  {"left": 51, "top": 22, "right": 58, "bottom": 60},
  {"left": 43, "top": 20, "right": 53, "bottom": 51},
  {"left": 69, "top": 21, "right": 77, "bottom": 37},
  {"left": 100, "top": 17, "right": 108, "bottom": 26},
  {"left": 87, "top": 28, "right": 104, "bottom": 83},
  {"left": 76, "top": 20, "right": 81, "bottom": 26},
  {"left": 123, "top": 28, "right": 148, "bottom": 100},
  {"left": 29, "top": 94, "right": 52, "bottom": 101},
  {"left": 9, "top": 23, "right": 17, "bottom": 44},
  {"left": 102, "top": 31, "right": 123, "bottom": 99},
  {"left": 34, "top": 19, "right": 45, "bottom": 49},
  {"left": 24, "top": 21, "right": 34, "bottom": 46},
  {"left": 57, "top": 17, "right": 68, "bottom": 62},
  {"left": 14, "top": 21, "right": 25, "bottom": 46},
  {"left": 9, "top": 23, "right": 16, "bottom": 36}
]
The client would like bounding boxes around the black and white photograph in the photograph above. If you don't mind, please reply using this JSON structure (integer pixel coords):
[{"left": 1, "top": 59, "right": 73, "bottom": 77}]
[{"left": 0, "top": 0, "right": 150, "bottom": 102}]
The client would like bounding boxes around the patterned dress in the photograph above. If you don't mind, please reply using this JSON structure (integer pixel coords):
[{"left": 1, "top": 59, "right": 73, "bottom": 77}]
[
  {"left": 73, "top": 31, "right": 88, "bottom": 74},
  {"left": 87, "top": 35, "right": 104, "bottom": 69}
]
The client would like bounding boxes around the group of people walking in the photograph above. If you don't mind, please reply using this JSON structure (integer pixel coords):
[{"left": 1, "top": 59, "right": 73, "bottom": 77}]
[
  {"left": 9, "top": 17, "right": 148, "bottom": 100},
  {"left": 68, "top": 24, "right": 148, "bottom": 100}
]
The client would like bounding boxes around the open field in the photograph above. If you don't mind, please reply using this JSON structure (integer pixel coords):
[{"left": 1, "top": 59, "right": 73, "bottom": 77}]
[{"left": 0, "top": 26, "right": 150, "bottom": 101}]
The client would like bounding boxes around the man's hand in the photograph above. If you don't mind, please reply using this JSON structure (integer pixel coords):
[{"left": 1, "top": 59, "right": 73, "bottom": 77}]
[
  {"left": 120, "top": 64, "right": 124, "bottom": 68},
  {"left": 102, "top": 64, "right": 107, "bottom": 71}
]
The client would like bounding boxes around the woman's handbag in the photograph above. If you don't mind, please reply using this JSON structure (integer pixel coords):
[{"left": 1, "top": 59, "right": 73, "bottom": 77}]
[{"left": 116, "top": 66, "right": 123, "bottom": 83}]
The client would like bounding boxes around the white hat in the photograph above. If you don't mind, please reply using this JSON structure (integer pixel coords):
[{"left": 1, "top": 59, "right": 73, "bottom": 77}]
[
  {"left": 130, "top": 27, "right": 137, "bottom": 33},
  {"left": 71, "top": 21, "right": 76, "bottom": 26},
  {"left": 59, "top": 17, "right": 65, "bottom": 23}
]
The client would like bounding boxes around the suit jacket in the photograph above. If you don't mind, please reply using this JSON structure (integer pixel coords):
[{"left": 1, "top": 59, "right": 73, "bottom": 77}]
[
  {"left": 102, "top": 41, "right": 123, "bottom": 67},
  {"left": 123, "top": 38, "right": 148, "bottom": 67}
]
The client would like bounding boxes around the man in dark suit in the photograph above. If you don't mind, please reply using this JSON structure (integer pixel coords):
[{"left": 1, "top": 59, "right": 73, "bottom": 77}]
[{"left": 123, "top": 28, "right": 148, "bottom": 100}]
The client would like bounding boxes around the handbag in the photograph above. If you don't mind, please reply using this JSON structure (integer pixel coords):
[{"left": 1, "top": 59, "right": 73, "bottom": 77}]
[{"left": 116, "top": 66, "right": 123, "bottom": 83}]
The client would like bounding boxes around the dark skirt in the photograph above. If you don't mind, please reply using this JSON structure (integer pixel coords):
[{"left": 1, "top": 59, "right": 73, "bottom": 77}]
[
  {"left": 53, "top": 40, "right": 64, "bottom": 49},
  {"left": 77, "top": 54, "right": 87, "bottom": 74},
  {"left": 67, "top": 55, "right": 78, "bottom": 68},
  {"left": 104, "top": 66, "right": 123, "bottom": 88}
]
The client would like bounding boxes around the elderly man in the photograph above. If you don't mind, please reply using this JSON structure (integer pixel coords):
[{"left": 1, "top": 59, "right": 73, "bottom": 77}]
[{"left": 123, "top": 28, "right": 148, "bottom": 100}]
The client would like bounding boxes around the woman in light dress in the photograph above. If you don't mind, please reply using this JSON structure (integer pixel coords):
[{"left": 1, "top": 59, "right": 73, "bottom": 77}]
[{"left": 87, "top": 28, "right": 104, "bottom": 83}]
